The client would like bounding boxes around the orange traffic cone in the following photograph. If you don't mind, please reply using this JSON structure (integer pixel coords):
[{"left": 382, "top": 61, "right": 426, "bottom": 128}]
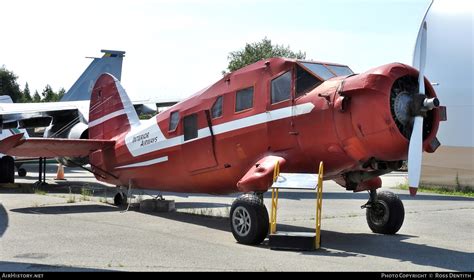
[{"left": 55, "top": 164, "right": 66, "bottom": 181}]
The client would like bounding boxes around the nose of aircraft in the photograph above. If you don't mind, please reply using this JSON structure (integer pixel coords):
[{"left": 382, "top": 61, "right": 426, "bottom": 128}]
[{"left": 339, "top": 63, "right": 442, "bottom": 169}]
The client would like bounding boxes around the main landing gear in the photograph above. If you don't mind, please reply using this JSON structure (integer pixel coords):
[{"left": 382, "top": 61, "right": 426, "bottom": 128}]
[
  {"left": 230, "top": 193, "right": 269, "bottom": 245},
  {"left": 362, "top": 190, "right": 405, "bottom": 234},
  {"left": 229, "top": 189, "right": 405, "bottom": 246},
  {"left": 114, "top": 191, "right": 128, "bottom": 206}
]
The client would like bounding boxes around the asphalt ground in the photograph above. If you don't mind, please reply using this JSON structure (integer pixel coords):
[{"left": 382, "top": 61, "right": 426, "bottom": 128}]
[{"left": 0, "top": 163, "right": 472, "bottom": 271}]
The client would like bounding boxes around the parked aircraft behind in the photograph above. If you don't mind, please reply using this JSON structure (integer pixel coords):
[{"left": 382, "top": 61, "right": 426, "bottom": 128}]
[{"left": 0, "top": 50, "right": 179, "bottom": 182}]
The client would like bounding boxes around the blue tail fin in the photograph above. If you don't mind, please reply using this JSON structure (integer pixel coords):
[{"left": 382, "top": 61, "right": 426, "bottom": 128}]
[{"left": 60, "top": 50, "right": 125, "bottom": 102}]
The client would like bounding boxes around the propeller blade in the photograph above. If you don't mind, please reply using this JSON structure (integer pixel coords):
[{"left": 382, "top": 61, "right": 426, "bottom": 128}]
[
  {"left": 408, "top": 116, "right": 424, "bottom": 196},
  {"left": 407, "top": 21, "right": 428, "bottom": 196},
  {"left": 418, "top": 21, "right": 427, "bottom": 95}
]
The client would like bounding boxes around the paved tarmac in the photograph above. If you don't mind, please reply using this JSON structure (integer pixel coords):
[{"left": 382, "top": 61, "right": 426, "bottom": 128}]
[{"left": 0, "top": 164, "right": 472, "bottom": 271}]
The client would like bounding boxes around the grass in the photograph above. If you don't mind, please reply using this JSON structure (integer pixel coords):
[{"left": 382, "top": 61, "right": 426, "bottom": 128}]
[
  {"left": 80, "top": 187, "right": 93, "bottom": 201},
  {"left": 396, "top": 182, "right": 474, "bottom": 198},
  {"left": 67, "top": 187, "right": 76, "bottom": 203},
  {"left": 34, "top": 189, "right": 47, "bottom": 196},
  {"left": 67, "top": 195, "right": 76, "bottom": 203}
]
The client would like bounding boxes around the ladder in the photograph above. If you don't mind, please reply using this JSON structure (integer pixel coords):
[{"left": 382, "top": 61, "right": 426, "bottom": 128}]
[{"left": 268, "top": 161, "right": 324, "bottom": 251}]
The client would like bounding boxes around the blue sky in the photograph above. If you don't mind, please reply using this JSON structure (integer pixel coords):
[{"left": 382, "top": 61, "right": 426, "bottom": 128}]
[{"left": 0, "top": 0, "right": 430, "bottom": 100}]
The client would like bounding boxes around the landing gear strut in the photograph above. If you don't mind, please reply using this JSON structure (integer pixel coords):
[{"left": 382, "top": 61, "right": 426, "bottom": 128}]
[
  {"left": 230, "top": 193, "right": 269, "bottom": 245},
  {"left": 363, "top": 190, "right": 405, "bottom": 234}
]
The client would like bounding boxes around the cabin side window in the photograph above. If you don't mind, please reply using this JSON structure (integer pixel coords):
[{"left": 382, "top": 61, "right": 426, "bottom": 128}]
[
  {"left": 183, "top": 114, "right": 198, "bottom": 141},
  {"left": 271, "top": 71, "right": 292, "bottom": 104},
  {"left": 211, "top": 96, "right": 223, "bottom": 118},
  {"left": 235, "top": 87, "right": 254, "bottom": 112},
  {"left": 296, "top": 65, "right": 323, "bottom": 97},
  {"left": 169, "top": 111, "right": 179, "bottom": 132}
]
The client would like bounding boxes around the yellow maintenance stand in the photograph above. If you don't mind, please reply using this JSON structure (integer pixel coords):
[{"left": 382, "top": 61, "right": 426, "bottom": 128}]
[{"left": 268, "top": 161, "right": 324, "bottom": 251}]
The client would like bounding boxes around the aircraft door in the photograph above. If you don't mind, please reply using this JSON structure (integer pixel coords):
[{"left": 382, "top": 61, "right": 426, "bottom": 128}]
[
  {"left": 182, "top": 110, "right": 218, "bottom": 172},
  {"left": 267, "top": 70, "right": 299, "bottom": 151}
]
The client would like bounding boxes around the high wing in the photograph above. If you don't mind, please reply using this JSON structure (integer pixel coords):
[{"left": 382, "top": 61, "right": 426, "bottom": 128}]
[{"left": 0, "top": 133, "right": 115, "bottom": 158}]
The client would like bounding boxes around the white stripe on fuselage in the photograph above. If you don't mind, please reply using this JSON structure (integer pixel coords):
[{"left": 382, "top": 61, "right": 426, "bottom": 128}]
[
  {"left": 115, "top": 156, "right": 168, "bottom": 169},
  {"left": 123, "top": 103, "right": 315, "bottom": 160},
  {"left": 88, "top": 109, "right": 127, "bottom": 128}
]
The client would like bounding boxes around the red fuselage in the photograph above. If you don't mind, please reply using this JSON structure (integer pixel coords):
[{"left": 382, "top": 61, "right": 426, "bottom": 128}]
[{"left": 91, "top": 58, "right": 440, "bottom": 194}]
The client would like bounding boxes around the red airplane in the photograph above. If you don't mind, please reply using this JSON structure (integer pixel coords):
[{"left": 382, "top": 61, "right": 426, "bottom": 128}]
[{"left": 0, "top": 53, "right": 445, "bottom": 245}]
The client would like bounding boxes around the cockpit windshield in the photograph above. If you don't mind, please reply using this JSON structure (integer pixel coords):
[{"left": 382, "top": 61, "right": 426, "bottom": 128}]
[
  {"left": 326, "top": 65, "right": 354, "bottom": 76},
  {"left": 299, "top": 62, "right": 353, "bottom": 80}
]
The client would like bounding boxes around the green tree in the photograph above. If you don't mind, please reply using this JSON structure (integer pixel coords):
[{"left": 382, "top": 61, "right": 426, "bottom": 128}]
[
  {"left": 33, "top": 90, "right": 41, "bottom": 102},
  {"left": 225, "top": 37, "right": 306, "bottom": 73},
  {"left": 21, "top": 82, "right": 33, "bottom": 103},
  {"left": 0, "top": 66, "right": 23, "bottom": 102},
  {"left": 57, "top": 88, "right": 66, "bottom": 101},
  {"left": 41, "top": 84, "right": 64, "bottom": 102}
]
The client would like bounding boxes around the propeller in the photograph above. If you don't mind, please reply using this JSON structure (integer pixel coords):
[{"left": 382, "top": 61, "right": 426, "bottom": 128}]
[{"left": 407, "top": 21, "right": 439, "bottom": 196}]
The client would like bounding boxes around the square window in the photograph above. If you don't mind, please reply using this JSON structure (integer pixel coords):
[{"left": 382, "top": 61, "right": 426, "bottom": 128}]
[
  {"left": 271, "top": 71, "right": 292, "bottom": 104},
  {"left": 235, "top": 87, "right": 254, "bottom": 112}
]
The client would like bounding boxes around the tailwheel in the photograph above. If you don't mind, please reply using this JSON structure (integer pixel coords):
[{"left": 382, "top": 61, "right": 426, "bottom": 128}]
[
  {"left": 230, "top": 194, "right": 269, "bottom": 245},
  {"left": 18, "top": 168, "right": 27, "bottom": 177},
  {"left": 114, "top": 192, "right": 128, "bottom": 206},
  {"left": 366, "top": 191, "right": 405, "bottom": 234}
]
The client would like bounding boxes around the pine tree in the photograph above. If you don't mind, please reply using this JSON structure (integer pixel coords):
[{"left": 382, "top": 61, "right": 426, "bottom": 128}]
[
  {"left": 21, "top": 82, "right": 33, "bottom": 102},
  {"left": 33, "top": 90, "right": 41, "bottom": 102}
]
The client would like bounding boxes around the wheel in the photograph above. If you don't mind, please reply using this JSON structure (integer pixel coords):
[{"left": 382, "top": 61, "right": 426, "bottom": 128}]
[
  {"left": 114, "top": 192, "right": 127, "bottom": 206},
  {"left": 366, "top": 191, "right": 405, "bottom": 234},
  {"left": 0, "top": 156, "right": 15, "bottom": 184},
  {"left": 18, "top": 168, "right": 27, "bottom": 177},
  {"left": 230, "top": 194, "right": 269, "bottom": 245}
]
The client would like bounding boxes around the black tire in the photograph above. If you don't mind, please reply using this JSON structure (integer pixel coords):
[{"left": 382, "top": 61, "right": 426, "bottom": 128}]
[
  {"left": 114, "top": 192, "right": 127, "bottom": 206},
  {"left": 18, "top": 168, "right": 27, "bottom": 177},
  {"left": 0, "top": 157, "right": 15, "bottom": 184},
  {"left": 230, "top": 194, "right": 269, "bottom": 245},
  {"left": 366, "top": 191, "right": 405, "bottom": 234}
]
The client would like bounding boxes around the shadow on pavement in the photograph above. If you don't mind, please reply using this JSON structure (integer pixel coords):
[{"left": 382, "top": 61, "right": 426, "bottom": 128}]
[
  {"left": 0, "top": 203, "right": 8, "bottom": 237},
  {"left": 175, "top": 202, "right": 229, "bottom": 209},
  {"left": 0, "top": 261, "right": 114, "bottom": 272},
  {"left": 277, "top": 224, "right": 472, "bottom": 271},
  {"left": 10, "top": 204, "right": 120, "bottom": 215},
  {"left": 153, "top": 211, "right": 473, "bottom": 271}
]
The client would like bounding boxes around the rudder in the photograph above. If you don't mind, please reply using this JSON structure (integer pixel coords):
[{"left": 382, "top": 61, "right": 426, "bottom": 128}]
[{"left": 89, "top": 73, "right": 140, "bottom": 140}]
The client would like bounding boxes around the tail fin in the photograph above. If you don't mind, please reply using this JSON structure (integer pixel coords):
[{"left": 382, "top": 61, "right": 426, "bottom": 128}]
[
  {"left": 60, "top": 50, "right": 125, "bottom": 102},
  {"left": 89, "top": 73, "right": 140, "bottom": 140}
]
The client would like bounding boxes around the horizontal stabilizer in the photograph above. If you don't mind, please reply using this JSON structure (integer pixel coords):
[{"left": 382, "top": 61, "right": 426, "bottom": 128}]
[{"left": 0, "top": 133, "right": 115, "bottom": 158}]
